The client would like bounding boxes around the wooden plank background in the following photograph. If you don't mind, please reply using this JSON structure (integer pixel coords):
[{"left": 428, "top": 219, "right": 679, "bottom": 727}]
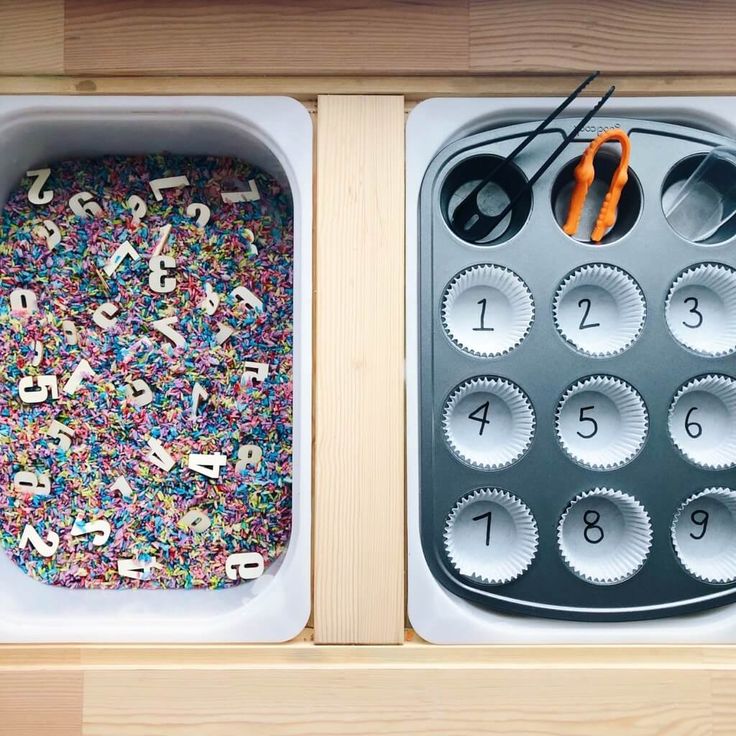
[
  {"left": 314, "top": 96, "right": 405, "bottom": 644},
  {"left": 2, "top": 0, "right": 736, "bottom": 77}
]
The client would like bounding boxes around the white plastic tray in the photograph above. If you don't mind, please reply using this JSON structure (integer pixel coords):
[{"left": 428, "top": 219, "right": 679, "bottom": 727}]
[
  {"left": 0, "top": 96, "right": 312, "bottom": 642},
  {"left": 407, "top": 96, "right": 736, "bottom": 643}
]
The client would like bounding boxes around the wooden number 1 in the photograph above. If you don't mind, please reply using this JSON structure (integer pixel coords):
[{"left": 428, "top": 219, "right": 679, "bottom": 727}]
[{"left": 225, "top": 552, "right": 264, "bottom": 580}]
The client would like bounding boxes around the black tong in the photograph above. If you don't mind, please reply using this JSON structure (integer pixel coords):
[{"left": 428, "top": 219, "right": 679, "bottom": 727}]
[{"left": 450, "top": 71, "right": 615, "bottom": 242}]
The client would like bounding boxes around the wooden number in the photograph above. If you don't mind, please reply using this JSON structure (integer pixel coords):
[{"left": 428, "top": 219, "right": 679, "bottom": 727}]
[
  {"left": 151, "top": 224, "right": 172, "bottom": 258},
  {"left": 468, "top": 401, "right": 491, "bottom": 436},
  {"left": 62, "top": 359, "right": 95, "bottom": 395},
  {"left": 31, "top": 340, "right": 44, "bottom": 367},
  {"left": 198, "top": 284, "right": 221, "bottom": 315},
  {"left": 180, "top": 508, "right": 211, "bottom": 533},
  {"left": 231, "top": 285, "right": 263, "bottom": 313},
  {"left": 126, "top": 194, "right": 148, "bottom": 223},
  {"left": 71, "top": 518, "right": 111, "bottom": 546},
  {"left": 150, "top": 175, "right": 189, "bottom": 201},
  {"left": 9, "top": 288, "right": 38, "bottom": 315},
  {"left": 214, "top": 322, "right": 236, "bottom": 345},
  {"left": 577, "top": 297, "right": 601, "bottom": 330},
  {"left": 117, "top": 557, "right": 162, "bottom": 580},
  {"left": 26, "top": 168, "right": 53, "bottom": 205},
  {"left": 186, "top": 202, "right": 211, "bottom": 227},
  {"left": 225, "top": 551, "right": 264, "bottom": 580},
  {"left": 47, "top": 419, "right": 74, "bottom": 451},
  {"left": 689, "top": 509, "right": 710, "bottom": 540},
  {"left": 191, "top": 382, "right": 209, "bottom": 418},
  {"left": 221, "top": 179, "right": 260, "bottom": 203},
  {"left": 92, "top": 302, "right": 120, "bottom": 330},
  {"left": 583, "top": 509, "right": 604, "bottom": 544},
  {"left": 19, "top": 524, "right": 59, "bottom": 557},
  {"left": 235, "top": 444, "right": 262, "bottom": 472},
  {"left": 111, "top": 475, "right": 133, "bottom": 499},
  {"left": 103, "top": 240, "right": 140, "bottom": 277},
  {"left": 13, "top": 471, "right": 51, "bottom": 496},
  {"left": 18, "top": 375, "right": 58, "bottom": 404},
  {"left": 145, "top": 437, "right": 175, "bottom": 471},
  {"left": 243, "top": 228, "right": 258, "bottom": 255},
  {"left": 152, "top": 315, "right": 186, "bottom": 348},
  {"left": 149, "top": 255, "right": 177, "bottom": 294},
  {"left": 61, "top": 319, "right": 78, "bottom": 345},
  {"left": 33, "top": 220, "right": 61, "bottom": 250},
  {"left": 126, "top": 378, "right": 153, "bottom": 408},
  {"left": 685, "top": 406, "right": 703, "bottom": 439},
  {"left": 69, "top": 191, "right": 102, "bottom": 219},
  {"left": 576, "top": 405, "right": 598, "bottom": 439},
  {"left": 241, "top": 361, "right": 268, "bottom": 386},
  {"left": 188, "top": 453, "right": 227, "bottom": 479}
]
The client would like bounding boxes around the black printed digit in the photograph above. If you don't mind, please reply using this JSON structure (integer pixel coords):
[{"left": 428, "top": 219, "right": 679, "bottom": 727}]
[
  {"left": 472, "top": 510, "right": 493, "bottom": 546},
  {"left": 576, "top": 405, "right": 598, "bottom": 439},
  {"left": 583, "top": 509, "right": 604, "bottom": 544},
  {"left": 468, "top": 400, "right": 491, "bottom": 436},
  {"left": 472, "top": 298, "right": 494, "bottom": 332},
  {"left": 689, "top": 509, "right": 709, "bottom": 540},
  {"left": 685, "top": 406, "right": 703, "bottom": 439},
  {"left": 577, "top": 297, "right": 601, "bottom": 330},
  {"left": 682, "top": 296, "right": 703, "bottom": 329}
]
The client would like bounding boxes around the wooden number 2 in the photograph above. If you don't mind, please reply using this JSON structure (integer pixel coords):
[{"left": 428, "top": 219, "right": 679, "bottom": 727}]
[
  {"left": 26, "top": 168, "right": 53, "bottom": 205},
  {"left": 19, "top": 524, "right": 59, "bottom": 557}
]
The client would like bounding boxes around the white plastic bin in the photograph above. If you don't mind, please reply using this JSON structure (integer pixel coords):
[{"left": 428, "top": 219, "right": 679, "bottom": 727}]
[{"left": 0, "top": 96, "right": 311, "bottom": 642}]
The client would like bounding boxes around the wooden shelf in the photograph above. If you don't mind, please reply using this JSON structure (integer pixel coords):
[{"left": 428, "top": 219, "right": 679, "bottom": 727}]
[{"left": 3, "top": 2, "right": 736, "bottom": 734}]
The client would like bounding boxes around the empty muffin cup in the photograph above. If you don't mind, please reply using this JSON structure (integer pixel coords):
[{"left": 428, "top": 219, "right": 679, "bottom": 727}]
[
  {"left": 442, "top": 377, "right": 535, "bottom": 470},
  {"left": 556, "top": 376, "right": 648, "bottom": 470},
  {"left": 668, "top": 375, "right": 736, "bottom": 470},
  {"left": 672, "top": 488, "right": 736, "bottom": 584},
  {"left": 444, "top": 488, "right": 539, "bottom": 585},
  {"left": 666, "top": 263, "right": 736, "bottom": 357},
  {"left": 557, "top": 488, "right": 652, "bottom": 585},
  {"left": 553, "top": 264, "right": 646, "bottom": 357},
  {"left": 441, "top": 265, "right": 534, "bottom": 357}
]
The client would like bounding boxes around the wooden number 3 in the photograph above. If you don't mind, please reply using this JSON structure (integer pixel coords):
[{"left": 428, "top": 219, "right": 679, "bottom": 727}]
[{"left": 149, "top": 255, "right": 177, "bottom": 294}]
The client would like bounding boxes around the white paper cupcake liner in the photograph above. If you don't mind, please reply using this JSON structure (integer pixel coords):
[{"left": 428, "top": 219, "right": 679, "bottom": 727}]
[
  {"left": 441, "top": 265, "right": 534, "bottom": 357},
  {"left": 672, "top": 488, "right": 736, "bottom": 584},
  {"left": 665, "top": 263, "right": 736, "bottom": 357},
  {"left": 557, "top": 488, "right": 652, "bottom": 585},
  {"left": 555, "top": 376, "right": 648, "bottom": 470},
  {"left": 442, "top": 377, "right": 535, "bottom": 470},
  {"left": 444, "top": 488, "right": 538, "bottom": 585},
  {"left": 553, "top": 264, "right": 646, "bottom": 357},
  {"left": 668, "top": 374, "right": 736, "bottom": 469}
]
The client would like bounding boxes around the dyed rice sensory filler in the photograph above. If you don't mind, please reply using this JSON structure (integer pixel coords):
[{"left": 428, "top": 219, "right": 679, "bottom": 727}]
[{"left": 0, "top": 154, "right": 294, "bottom": 589}]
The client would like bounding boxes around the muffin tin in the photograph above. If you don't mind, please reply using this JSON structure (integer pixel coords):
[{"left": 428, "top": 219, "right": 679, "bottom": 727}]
[{"left": 417, "top": 114, "right": 736, "bottom": 622}]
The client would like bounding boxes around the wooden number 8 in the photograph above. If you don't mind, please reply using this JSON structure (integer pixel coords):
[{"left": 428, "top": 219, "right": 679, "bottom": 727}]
[{"left": 225, "top": 552, "right": 264, "bottom": 580}]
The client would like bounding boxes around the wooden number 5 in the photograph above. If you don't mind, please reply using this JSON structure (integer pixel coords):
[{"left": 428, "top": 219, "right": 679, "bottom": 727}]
[{"left": 19, "top": 524, "right": 59, "bottom": 557}]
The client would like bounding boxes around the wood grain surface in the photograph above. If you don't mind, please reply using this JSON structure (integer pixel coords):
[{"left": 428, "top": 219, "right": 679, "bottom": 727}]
[
  {"left": 2, "top": 644, "right": 736, "bottom": 735},
  {"left": 3, "top": 0, "right": 736, "bottom": 77},
  {"left": 314, "top": 96, "right": 405, "bottom": 644}
]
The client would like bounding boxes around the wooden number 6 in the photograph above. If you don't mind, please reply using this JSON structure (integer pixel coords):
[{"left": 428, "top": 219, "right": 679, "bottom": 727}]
[
  {"left": 19, "top": 524, "right": 59, "bottom": 557},
  {"left": 69, "top": 192, "right": 102, "bottom": 219},
  {"left": 13, "top": 471, "right": 51, "bottom": 496},
  {"left": 225, "top": 552, "right": 264, "bottom": 580},
  {"left": 33, "top": 220, "right": 61, "bottom": 250}
]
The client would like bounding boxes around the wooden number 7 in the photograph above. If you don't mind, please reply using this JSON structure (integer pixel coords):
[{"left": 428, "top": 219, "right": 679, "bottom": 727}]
[{"left": 19, "top": 524, "right": 59, "bottom": 557}]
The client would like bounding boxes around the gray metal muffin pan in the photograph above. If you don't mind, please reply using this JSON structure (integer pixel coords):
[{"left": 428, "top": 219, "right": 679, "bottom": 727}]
[{"left": 418, "top": 116, "right": 736, "bottom": 621}]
